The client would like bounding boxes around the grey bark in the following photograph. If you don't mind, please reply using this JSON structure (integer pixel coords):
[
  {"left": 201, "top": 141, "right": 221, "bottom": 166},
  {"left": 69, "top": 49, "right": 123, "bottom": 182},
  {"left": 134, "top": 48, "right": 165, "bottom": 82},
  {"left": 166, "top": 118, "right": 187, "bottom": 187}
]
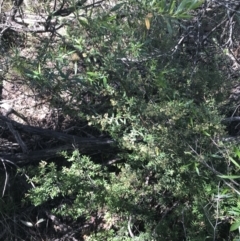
[{"left": 0, "top": 115, "right": 115, "bottom": 164}]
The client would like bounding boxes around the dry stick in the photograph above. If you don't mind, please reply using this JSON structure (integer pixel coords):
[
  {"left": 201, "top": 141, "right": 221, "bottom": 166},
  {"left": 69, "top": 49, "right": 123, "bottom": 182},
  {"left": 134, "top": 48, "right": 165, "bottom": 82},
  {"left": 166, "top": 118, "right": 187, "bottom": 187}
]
[
  {"left": 0, "top": 104, "right": 29, "bottom": 153},
  {"left": 221, "top": 116, "right": 240, "bottom": 124},
  {"left": 0, "top": 224, "right": 6, "bottom": 240},
  {"left": 128, "top": 215, "right": 134, "bottom": 238},
  {"left": 0, "top": 0, "right": 3, "bottom": 13},
  {"left": 103, "top": 158, "right": 121, "bottom": 166},
  {"left": 230, "top": 104, "right": 240, "bottom": 120},
  {"left": 181, "top": 209, "right": 187, "bottom": 240},
  {"left": 0, "top": 158, "right": 8, "bottom": 197},
  {"left": 225, "top": 15, "right": 234, "bottom": 46},
  {"left": 1, "top": 158, "right": 35, "bottom": 188},
  {"left": 6, "top": 121, "right": 28, "bottom": 153},
  {"left": 213, "top": 182, "right": 222, "bottom": 241},
  {"left": 202, "top": 1, "right": 240, "bottom": 46},
  {"left": 203, "top": 182, "right": 223, "bottom": 241}
]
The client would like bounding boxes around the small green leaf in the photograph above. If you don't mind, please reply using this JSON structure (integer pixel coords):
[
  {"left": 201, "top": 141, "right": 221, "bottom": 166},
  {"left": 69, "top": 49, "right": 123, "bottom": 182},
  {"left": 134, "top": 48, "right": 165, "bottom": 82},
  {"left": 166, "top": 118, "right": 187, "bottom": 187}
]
[
  {"left": 159, "top": 0, "right": 167, "bottom": 13},
  {"left": 174, "top": 0, "right": 203, "bottom": 17},
  {"left": 169, "top": 0, "right": 176, "bottom": 14},
  {"left": 110, "top": 2, "right": 126, "bottom": 12},
  {"left": 174, "top": 0, "right": 188, "bottom": 14},
  {"left": 210, "top": 154, "right": 222, "bottom": 159},
  {"left": 195, "top": 166, "right": 200, "bottom": 175},
  {"left": 103, "top": 76, "right": 107, "bottom": 87},
  {"left": 230, "top": 220, "right": 240, "bottom": 231},
  {"left": 189, "top": 0, "right": 204, "bottom": 10},
  {"left": 78, "top": 17, "right": 88, "bottom": 26},
  {"left": 87, "top": 72, "right": 98, "bottom": 77},
  {"left": 190, "top": 117, "right": 193, "bottom": 127},
  {"left": 195, "top": 163, "right": 200, "bottom": 175},
  {"left": 165, "top": 18, "right": 173, "bottom": 34},
  {"left": 229, "top": 156, "right": 240, "bottom": 169},
  {"left": 234, "top": 147, "right": 240, "bottom": 158},
  {"left": 203, "top": 131, "right": 210, "bottom": 137},
  {"left": 218, "top": 175, "right": 240, "bottom": 179}
]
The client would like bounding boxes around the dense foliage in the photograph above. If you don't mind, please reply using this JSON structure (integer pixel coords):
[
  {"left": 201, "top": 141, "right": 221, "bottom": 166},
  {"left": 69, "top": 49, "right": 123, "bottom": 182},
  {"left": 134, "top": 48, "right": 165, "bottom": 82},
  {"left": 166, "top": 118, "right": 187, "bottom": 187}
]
[{"left": 1, "top": 0, "right": 240, "bottom": 240}]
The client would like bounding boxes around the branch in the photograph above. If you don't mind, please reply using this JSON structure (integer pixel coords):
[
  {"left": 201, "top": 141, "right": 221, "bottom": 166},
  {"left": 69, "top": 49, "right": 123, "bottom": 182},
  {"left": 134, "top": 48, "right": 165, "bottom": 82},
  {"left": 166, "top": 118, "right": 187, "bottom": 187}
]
[
  {"left": 0, "top": 114, "right": 114, "bottom": 146},
  {"left": 0, "top": 114, "right": 115, "bottom": 164},
  {"left": 0, "top": 142, "right": 114, "bottom": 164},
  {"left": 0, "top": 144, "right": 74, "bottom": 164},
  {"left": 221, "top": 117, "right": 240, "bottom": 124}
]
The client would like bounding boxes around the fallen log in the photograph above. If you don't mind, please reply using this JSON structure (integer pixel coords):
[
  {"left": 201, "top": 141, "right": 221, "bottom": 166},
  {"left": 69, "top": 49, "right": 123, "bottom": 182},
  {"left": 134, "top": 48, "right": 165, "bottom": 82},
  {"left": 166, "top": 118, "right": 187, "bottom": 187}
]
[
  {"left": 0, "top": 115, "right": 114, "bottom": 146},
  {"left": 0, "top": 115, "right": 115, "bottom": 164},
  {"left": 221, "top": 117, "right": 240, "bottom": 124},
  {"left": 0, "top": 143, "right": 103, "bottom": 164}
]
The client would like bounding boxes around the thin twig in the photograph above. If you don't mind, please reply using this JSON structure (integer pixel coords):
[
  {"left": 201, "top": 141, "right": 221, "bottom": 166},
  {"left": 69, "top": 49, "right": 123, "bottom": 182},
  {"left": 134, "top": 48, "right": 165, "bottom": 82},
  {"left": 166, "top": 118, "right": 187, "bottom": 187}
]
[
  {"left": 181, "top": 209, "right": 187, "bottom": 240},
  {"left": 128, "top": 215, "right": 134, "bottom": 238},
  {"left": 0, "top": 158, "right": 8, "bottom": 197},
  {"left": 213, "top": 182, "right": 221, "bottom": 241}
]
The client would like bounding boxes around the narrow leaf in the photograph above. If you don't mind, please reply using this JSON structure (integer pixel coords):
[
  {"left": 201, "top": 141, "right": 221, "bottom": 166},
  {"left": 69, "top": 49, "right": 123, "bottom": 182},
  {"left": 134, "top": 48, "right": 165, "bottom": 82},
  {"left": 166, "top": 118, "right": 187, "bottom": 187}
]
[
  {"left": 145, "top": 18, "right": 150, "bottom": 30},
  {"left": 110, "top": 2, "right": 126, "bottom": 12},
  {"left": 229, "top": 156, "right": 240, "bottom": 169},
  {"left": 230, "top": 220, "right": 240, "bottom": 232},
  {"left": 195, "top": 166, "right": 200, "bottom": 176},
  {"left": 36, "top": 218, "right": 45, "bottom": 225},
  {"left": 218, "top": 175, "right": 240, "bottom": 179},
  {"left": 20, "top": 220, "right": 34, "bottom": 227},
  {"left": 165, "top": 18, "right": 172, "bottom": 34},
  {"left": 78, "top": 17, "right": 88, "bottom": 26},
  {"left": 169, "top": 0, "right": 176, "bottom": 15},
  {"left": 159, "top": 0, "right": 167, "bottom": 13},
  {"left": 189, "top": 0, "right": 204, "bottom": 10},
  {"left": 234, "top": 147, "right": 240, "bottom": 158}
]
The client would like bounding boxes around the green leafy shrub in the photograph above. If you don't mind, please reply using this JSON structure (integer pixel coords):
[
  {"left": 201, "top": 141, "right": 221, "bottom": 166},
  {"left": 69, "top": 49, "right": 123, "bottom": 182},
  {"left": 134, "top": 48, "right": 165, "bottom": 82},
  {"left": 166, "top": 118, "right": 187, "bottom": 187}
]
[{"left": 14, "top": 0, "right": 239, "bottom": 240}]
